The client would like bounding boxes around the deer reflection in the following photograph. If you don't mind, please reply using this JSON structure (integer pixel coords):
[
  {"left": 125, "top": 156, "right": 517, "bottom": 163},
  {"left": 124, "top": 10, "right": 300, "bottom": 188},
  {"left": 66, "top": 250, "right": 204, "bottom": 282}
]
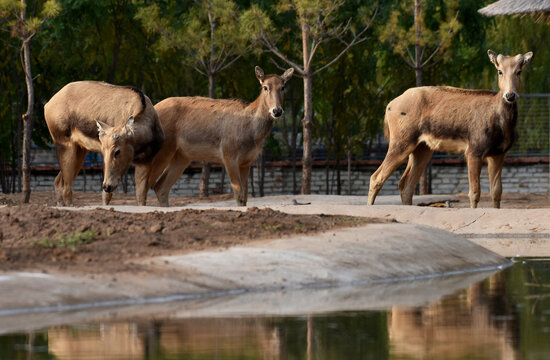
[
  {"left": 389, "top": 272, "right": 519, "bottom": 359},
  {"left": 47, "top": 319, "right": 281, "bottom": 359}
]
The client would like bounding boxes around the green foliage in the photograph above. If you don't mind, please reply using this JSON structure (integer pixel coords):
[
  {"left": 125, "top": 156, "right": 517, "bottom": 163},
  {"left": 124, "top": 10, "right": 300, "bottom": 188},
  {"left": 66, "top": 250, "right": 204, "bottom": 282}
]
[
  {"left": 0, "top": 0, "right": 60, "bottom": 38},
  {"left": 41, "top": 0, "right": 61, "bottom": 17},
  {"left": 136, "top": 0, "right": 252, "bottom": 78},
  {"left": 33, "top": 228, "right": 98, "bottom": 251},
  {"left": 0, "top": 0, "right": 23, "bottom": 14},
  {"left": 240, "top": 4, "right": 273, "bottom": 42},
  {"left": 379, "top": 0, "right": 462, "bottom": 75}
]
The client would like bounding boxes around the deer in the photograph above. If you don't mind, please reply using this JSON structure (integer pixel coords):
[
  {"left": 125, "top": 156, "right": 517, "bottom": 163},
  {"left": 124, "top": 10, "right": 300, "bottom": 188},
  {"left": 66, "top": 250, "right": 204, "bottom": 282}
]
[
  {"left": 367, "top": 50, "right": 533, "bottom": 208},
  {"left": 44, "top": 81, "right": 165, "bottom": 206},
  {"left": 147, "top": 66, "right": 294, "bottom": 206}
]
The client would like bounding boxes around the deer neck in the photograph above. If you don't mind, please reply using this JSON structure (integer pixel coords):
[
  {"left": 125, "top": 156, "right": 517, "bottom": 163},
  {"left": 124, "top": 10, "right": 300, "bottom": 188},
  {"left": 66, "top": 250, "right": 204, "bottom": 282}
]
[
  {"left": 496, "top": 91, "right": 518, "bottom": 127},
  {"left": 495, "top": 91, "right": 519, "bottom": 150},
  {"left": 246, "top": 94, "right": 275, "bottom": 141}
]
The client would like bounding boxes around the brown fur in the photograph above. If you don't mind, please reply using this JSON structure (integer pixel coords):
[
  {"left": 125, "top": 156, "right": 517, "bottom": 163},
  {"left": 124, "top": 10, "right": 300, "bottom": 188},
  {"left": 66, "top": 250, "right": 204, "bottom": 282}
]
[
  {"left": 44, "top": 81, "right": 165, "bottom": 206},
  {"left": 148, "top": 67, "right": 294, "bottom": 206},
  {"left": 367, "top": 50, "right": 533, "bottom": 208}
]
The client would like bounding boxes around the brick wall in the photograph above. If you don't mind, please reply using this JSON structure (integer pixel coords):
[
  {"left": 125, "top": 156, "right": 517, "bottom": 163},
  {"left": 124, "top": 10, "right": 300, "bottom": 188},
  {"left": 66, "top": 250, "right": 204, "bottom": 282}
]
[{"left": 31, "top": 161, "right": 549, "bottom": 197}]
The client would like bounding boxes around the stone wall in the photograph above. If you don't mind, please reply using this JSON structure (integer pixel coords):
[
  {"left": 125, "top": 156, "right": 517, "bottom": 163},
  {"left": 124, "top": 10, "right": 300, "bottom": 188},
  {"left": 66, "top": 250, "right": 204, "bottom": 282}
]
[{"left": 31, "top": 161, "right": 549, "bottom": 197}]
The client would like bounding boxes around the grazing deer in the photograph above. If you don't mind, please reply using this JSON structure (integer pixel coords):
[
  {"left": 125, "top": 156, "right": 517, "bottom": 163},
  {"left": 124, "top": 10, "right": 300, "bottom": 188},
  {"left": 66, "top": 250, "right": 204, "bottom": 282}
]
[
  {"left": 44, "top": 81, "right": 165, "bottom": 206},
  {"left": 367, "top": 50, "right": 533, "bottom": 208},
  {"left": 148, "top": 66, "right": 294, "bottom": 206}
]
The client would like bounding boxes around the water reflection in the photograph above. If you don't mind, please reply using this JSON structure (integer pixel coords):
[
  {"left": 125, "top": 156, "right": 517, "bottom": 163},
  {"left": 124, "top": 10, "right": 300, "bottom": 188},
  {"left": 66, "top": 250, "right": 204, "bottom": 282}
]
[
  {"left": 389, "top": 272, "right": 519, "bottom": 359},
  {"left": 1, "top": 260, "right": 550, "bottom": 359}
]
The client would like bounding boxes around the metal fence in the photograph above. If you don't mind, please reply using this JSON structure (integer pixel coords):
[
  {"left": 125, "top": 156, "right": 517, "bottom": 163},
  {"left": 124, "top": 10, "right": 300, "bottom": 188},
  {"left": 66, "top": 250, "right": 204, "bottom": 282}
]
[{"left": 509, "top": 94, "right": 550, "bottom": 157}]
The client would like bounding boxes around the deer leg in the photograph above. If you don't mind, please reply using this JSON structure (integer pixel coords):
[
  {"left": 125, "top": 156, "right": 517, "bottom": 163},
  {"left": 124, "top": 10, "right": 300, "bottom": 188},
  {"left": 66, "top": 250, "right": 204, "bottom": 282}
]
[
  {"left": 239, "top": 165, "right": 251, "bottom": 206},
  {"left": 224, "top": 159, "right": 244, "bottom": 206},
  {"left": 102, "top": 191, "right": 113, "bottom": 206},
  {"left": 54, "top": 171, "right": 64, "bottom": 206},
  {"left": 53, "top": 143, "right": 67, "bottom": 206},
  {"left": 398, "top": 144, "right": 433, "bottom": 205},
  {"left": 466, "top": 153, "right": 483, "bottom": 208},
  {"left": 55, "top": 143, "right": 87, "bottom": 206},
  {"left": 398, "top": 159, "right": 413, "bottom": 204},
  {"left": 146, "top": 149, "right": 177, "bottom": 191},
  {"left": 368, "top": 144, "right": 415, "bottom": 205},
  {"left": 487, "top": 154, "right": 505, "bottom": 209},
  {"left": 134, "top": 163, "right": 151, "bottom": 206},
  {"left": 153, "top": 152, "right": 190, "bottom": 207}
]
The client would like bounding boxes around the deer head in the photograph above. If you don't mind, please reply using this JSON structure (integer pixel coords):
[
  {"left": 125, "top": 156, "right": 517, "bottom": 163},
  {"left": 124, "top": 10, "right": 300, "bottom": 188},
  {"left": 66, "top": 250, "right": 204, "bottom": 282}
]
[
  {"left": 488, "top": 49, "right": 533, "bottom": 104},
  {"left": 96, "top": 116, "right": 136, "bottom": 194},
  {"left": 255, "top": 66, "right": 294, "bottom": 119}
]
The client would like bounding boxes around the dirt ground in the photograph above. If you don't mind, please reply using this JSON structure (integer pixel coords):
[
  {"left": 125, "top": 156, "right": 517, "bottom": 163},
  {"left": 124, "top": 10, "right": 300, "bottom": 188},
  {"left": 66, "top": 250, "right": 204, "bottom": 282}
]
[
  {"left": 0, "top": 191, "right": 384, "bottom": 273},
  {"left": 451, "top": 192, "right": 550, "bottom": 209},
  {"left": 0, "top": 191, "right": 547, "bottom": 274}
]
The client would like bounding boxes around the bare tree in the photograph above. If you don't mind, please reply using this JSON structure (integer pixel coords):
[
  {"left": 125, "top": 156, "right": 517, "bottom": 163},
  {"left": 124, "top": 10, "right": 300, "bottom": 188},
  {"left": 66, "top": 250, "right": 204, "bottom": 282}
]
[{"left": 0, "top": 0, "right": 61, "bottom": 202}]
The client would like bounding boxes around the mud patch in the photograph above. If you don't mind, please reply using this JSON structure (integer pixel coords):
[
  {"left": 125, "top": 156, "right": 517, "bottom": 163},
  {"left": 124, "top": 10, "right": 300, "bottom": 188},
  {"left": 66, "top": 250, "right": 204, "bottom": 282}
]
[{"left": 0, "top": 202, "right": 383, "bottom": 273}]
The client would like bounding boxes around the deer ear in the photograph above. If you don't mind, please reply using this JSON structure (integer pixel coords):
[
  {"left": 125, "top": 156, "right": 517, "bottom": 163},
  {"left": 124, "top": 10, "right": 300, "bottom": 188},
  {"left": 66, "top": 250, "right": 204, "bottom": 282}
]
[
  {"left": 96, "top": 120, "right": 111, "bottom": 138},
  {"left": 522, "top": 51, "right": 533, "bottom": 66},
  {"left": 255, "top": 66, "right": 265, "bottom": 84},
  {"left": 487, "top": 49, "right": 499, "bottom": 67},
  {"left": 125, "top": 115, "right": 135, "bottom": 136},
  {"left": 281, "top": 68, "right": 294, "bottom": 83}
]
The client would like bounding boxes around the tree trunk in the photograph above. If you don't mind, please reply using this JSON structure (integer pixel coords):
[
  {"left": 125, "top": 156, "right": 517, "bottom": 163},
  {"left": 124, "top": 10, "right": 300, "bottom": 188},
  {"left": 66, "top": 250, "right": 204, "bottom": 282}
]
[
  {"left": 16, "top": 102, "right": 22, "bottom": 193},
  {"left": 336, "top": 154, "right": 341, "bottom": 195},
  {"left": 325, "top": 156, "right": 329, "bottom": 194},
  {"left": 282, "top": 81, "right": 297, "bottom": 194},
  {"left": 301, "top": 74, "right": 313, "bottom": 194},
  {"left": 346, "top": 149, "right": 351, "bottom": 195},
  {"left": 291, "top": 88, "right": 298, "bottom": 194},
  {"left": 414, "top": 0, "right": 423, "bottom": 89},
  {"left": 107, "top": 14, "right": 122, "bottom": 83},
  {"left": 21, "top": 35, "right": 33, "bottom": 203},
  {"left": 301, "top": 21, "right": 313, "bottom": 194},
  {"left": 200, "top": 72, "right": 216, "bottom": 198},
  {"left": 200, "top": 7, "right": 218, "bottom": 198},
  {"left": 414, "top": 0, "right": 432, "bottom": 195},
  {"left": 415, "top": 67, "right": 422, "bottom": 88},
  {"left": 258, "top": 149, "right": 265, "bottom": 197}
]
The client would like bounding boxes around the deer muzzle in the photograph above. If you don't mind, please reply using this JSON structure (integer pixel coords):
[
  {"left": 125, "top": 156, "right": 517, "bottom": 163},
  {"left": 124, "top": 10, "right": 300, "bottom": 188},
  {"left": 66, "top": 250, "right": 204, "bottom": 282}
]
[{"left": 271, "top": 107, "right": 284, "bottom": 118}]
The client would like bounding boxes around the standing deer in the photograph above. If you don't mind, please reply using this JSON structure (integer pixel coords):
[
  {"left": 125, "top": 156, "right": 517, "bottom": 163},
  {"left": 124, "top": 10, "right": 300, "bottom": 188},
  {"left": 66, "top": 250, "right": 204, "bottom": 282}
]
[
  {"left": 148, "top": 66, "right": 294, "bottom": 206},
  {"left": 44, "top": 81, "right": 165, "bottom": 206},
  {"left": 367, "top": 50, "right": 533, "bottom": 208}
]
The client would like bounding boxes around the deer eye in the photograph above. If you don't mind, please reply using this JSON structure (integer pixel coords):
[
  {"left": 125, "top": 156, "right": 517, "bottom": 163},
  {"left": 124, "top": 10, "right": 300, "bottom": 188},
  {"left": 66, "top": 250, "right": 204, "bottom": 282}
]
[
  {"left": 114, "top": 149, "right": 120, "bottom": 158},
  {"left": 263, "top": 86, "right": 268, "bottom": 92},
  {"left": 498, "top": 70, "right": 503, "bottom": 76},
  {"left": 517, "top": 70, "right": 522, "bottom": 76},
  {"left": 281, "top": 86, "right": 285, "bottom": 91}
]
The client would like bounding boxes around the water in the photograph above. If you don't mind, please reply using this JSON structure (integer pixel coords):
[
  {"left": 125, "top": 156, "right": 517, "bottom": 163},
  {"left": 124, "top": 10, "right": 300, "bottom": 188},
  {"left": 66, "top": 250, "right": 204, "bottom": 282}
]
[{"left": 1, "top": 259, "right": 550, "bottom": 359}]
